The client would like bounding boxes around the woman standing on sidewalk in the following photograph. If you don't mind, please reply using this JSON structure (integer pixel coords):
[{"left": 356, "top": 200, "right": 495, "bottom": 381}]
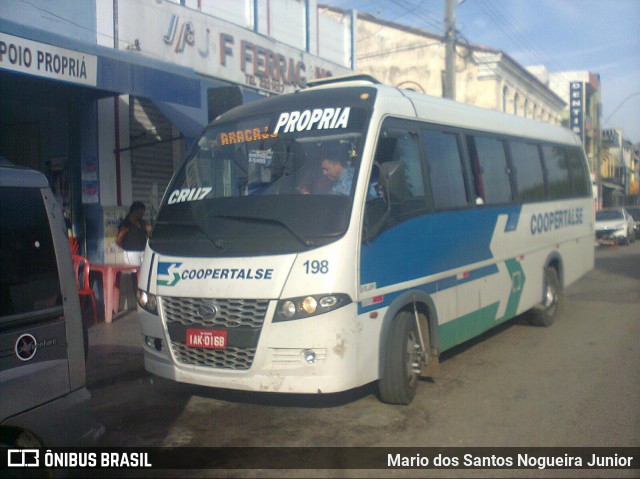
[{"left": 116, "top": 201, "right": 152, "bottom": 266}]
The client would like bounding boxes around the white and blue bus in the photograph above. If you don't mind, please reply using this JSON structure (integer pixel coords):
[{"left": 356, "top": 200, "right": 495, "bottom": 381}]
[{"left": 137, "top": 76, "right": 594, "bottom": 404}]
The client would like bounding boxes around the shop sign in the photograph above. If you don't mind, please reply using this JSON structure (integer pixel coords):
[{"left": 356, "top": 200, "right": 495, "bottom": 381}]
[
  {"left": 117, "top": 2, "right": 351, "bottom": 94},
  {"left": 0, "top": 32, "right": 97, "bottom": 86},
  {"left": 602, "top": 128, "right": 621, "bottom": 147},
  {"left": 569, "top": 82, "right": 584, "bottom": 140}
]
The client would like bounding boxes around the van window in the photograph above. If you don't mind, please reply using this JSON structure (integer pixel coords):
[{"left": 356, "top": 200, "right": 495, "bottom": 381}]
[
  {"left": 374, "top": 126, "right": 427, "bottom": 216},
  {"left": 509, "top": 141, "right": 545, "bottom": 201},
  {"left": 566, "top": 147, "right": 591, "bottom": 197},
  {"left": 542, "top": 145, "right": 573, "bottom": 199},
  {"left": 468, "top": 135, "right": 513, "bottom": 204},
  {"left": 0, "top": 187, "right": 62, "bottom": 319},
  {"left": 422, "top": 130, "right": 468, "bottom": 210}
]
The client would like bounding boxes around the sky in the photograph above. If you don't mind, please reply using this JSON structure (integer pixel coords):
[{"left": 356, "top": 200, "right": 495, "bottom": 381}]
[{"left": 320, "top": 0, "right": 640, "bottom": 144}]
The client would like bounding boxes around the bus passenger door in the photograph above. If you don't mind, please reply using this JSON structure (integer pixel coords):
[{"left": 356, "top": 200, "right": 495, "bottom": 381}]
[{"left": 360, "top": 122, "right": 430, "bottom": 303}]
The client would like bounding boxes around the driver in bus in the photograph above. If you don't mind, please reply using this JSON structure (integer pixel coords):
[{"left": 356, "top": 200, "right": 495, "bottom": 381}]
[{"left": 319, "top": 143, "right": 354, "bottom": 195}]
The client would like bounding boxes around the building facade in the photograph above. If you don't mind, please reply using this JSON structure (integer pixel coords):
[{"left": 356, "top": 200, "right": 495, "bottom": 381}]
[
  {"left": 0, "top": 0, "right": 353, "bottom": 262},
  {"left": 321, "top": 7, "right": 565, "bottom": 126},
  {"left": 546, "top": 70, "right": 603, "bottom": 207},
  {"left": 601, "top": 129, "right": 640, "bottom": 206}
]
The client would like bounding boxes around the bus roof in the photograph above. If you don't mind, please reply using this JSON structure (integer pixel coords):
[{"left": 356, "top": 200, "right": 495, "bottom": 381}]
[{"left": 304, "top": 76, "right": 580, "bottom": 147}]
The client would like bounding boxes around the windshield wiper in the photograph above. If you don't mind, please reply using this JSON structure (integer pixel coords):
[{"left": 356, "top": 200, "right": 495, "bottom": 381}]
[
  {"left": 212, "top": 214, "right": 315, "bottom": 247},
  {"left": 155, "top": 220, "right": 228, "bottom": 250}
]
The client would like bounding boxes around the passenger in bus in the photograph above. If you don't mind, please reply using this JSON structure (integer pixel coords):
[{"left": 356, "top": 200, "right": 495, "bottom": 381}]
[
  {"left": 321, "top": 157, "right": 353, "bottom": 195},
  {"left": 116, "top": 201, "right": 152, "bottom": 266},
  {"left": 318, "top": 143, "right": 353, "bottom": 195}
]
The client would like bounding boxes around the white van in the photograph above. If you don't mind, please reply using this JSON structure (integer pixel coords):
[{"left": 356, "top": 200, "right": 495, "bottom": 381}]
[
  {"left": 0, "top": 159, "right": 103, "bottom": 446},
  {"left": 137, "top": 76, "right": 593, "bottom": 404}
]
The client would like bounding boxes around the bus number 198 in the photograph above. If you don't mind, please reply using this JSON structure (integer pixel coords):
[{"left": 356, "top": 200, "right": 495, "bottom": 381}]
[{"left": 304, "top": 260, "right": 329, "bottom": 274}]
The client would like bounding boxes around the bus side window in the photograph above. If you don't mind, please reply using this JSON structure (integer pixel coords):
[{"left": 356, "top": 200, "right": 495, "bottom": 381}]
[
  {"left": 375, "top": 128, "right": 426, "bottom": 216},
  {"left": 364, "top": 125, "right": 427, "bottom": 240},
  {"left": 542, "top": 144, "right": 573, "bottom": 199},
  {"left": 508, "top": 140, "right": 546, "bottom": 202},
  {"left": 468, "top": 135, "right": 513, "bottom": 205},
  {"left": 422, "top": 129, "right": 468, "bottom": 210},
  {"left": 543, "top": 144, "right": 591, "bottom": 198},
  {"left": 566, "top": 147, "right": 591, "bottom": 197}
]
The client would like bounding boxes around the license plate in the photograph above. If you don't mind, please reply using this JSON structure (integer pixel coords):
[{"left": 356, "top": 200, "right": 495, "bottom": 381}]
[{"left": 186, "top": 329, "right": 227, "bottom": 350}]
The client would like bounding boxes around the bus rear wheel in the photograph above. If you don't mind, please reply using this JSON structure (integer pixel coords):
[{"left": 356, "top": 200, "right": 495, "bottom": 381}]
[
  {"left": 527, "top": 266, "right": 561, "bottom": 327},
  {"left": 378, "top": 311, "right": 422, "bottom": 404}
]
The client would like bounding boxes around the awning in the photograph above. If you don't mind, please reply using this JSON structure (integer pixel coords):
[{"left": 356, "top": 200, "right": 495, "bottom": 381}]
[
  {"left": 601, "top": 181, "right": 624, "bottom": 192},
  {"left": 154, "top": 84, "right": 272, "bottom": 138},
  {"left": 0, "top": 19, "right": 278, "bottom": 139},
  {"left": 0, "top": 18, "right": 201, "bottom": 108},
  {"left": 153, "top": 100, "right": 208, "bottom": 139}
]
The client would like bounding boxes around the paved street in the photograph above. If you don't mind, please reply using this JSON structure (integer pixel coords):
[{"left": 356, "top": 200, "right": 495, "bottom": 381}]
[{"left": 86, "top": 242, "right": 640, "bottom": 476}]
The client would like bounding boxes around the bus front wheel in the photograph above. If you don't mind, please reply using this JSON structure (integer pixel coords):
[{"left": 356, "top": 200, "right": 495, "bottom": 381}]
[
  {"left": 378, "top": 311, "right": 421, "bottom": 404},
  {"left": 527, "top": 266, "right": 561, "bottom": 327}
]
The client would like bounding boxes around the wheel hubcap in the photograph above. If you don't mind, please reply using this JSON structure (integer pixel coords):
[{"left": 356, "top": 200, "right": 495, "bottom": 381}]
[
  {"left": 544, "top": 280, "right": 557, "bottom": 310},
  {"left": 406, "top": 330, "right": 420, "bottom": 387}
]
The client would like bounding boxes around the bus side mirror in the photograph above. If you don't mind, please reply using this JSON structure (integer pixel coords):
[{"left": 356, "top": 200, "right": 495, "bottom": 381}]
[
  {"left": 379, "top": 161, "right": 406, "bottom": 204},
  {"left": 364, "top": 161, "right": 404, "bottom": 242}
]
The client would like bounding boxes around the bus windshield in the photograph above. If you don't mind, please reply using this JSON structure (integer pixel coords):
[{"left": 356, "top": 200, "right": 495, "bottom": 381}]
[{"left": 151, "top": 88, "right": 376, "bottom": 257}]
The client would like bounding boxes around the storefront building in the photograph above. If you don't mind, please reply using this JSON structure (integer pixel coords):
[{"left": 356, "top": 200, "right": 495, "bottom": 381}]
[
  {"left": 601, "top": 129, "right": 639, "bottom": 206},
  {"left": 1, "top": 0, "right": 352, "bottom": 262},
  {"left": 321, "top": 7, "right": 566, "bottom": 126},
  {"left": 548, "top": 70, "right": 603, "bottom": 208}
]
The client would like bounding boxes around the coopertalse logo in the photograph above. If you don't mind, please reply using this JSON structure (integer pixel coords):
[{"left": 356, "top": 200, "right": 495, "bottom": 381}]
[
  {"left": 15, "top": 334, "right": 37, "bottom": 361},
  {"left": 157, "top": 262, "right": 183, "bottom": 287},
  {"left": 157, "top": 261, "right": 275, "bottom": 287}
]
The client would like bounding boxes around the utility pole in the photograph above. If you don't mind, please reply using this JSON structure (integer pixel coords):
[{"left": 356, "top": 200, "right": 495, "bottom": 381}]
[{"left": 444, "top": 0, "right": 456, "bottom": 100}]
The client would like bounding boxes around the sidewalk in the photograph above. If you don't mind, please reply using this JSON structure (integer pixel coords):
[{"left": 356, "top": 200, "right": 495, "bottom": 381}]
[
  {"left": 88, "top": 308, "right": 142, "bottom": 348},
  {"left": 85, "top": 309, "right": 146, "bottom": 388}
]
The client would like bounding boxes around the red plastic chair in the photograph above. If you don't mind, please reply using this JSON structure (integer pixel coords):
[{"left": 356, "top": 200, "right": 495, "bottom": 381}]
[
  {"left": 68, "top": 236, "right": 80, "bottom": 255},
  {"left": 73, "top": 254, "right": 98, "bottom": 325}
]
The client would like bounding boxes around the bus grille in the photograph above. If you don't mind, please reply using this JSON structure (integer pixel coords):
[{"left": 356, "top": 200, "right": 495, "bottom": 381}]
[
  {"left": 162, "top": 296, "right": 269, "bottom": 370},
  {"left": 162, "top": 297, "right": 269, "bottom": 328},
  {"left": 170, "top": 342, "right": 256, "bottom": 370}
]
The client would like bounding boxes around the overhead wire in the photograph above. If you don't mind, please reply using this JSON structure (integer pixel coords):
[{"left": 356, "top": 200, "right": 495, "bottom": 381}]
[
  {"left": 358, "top": 41, "right": 443, "bottom": 60},
  {"left": 390, "top": 0, "right": 443, "bottom": 32},
  {"left": 472, "top": 0, "right": 575, "bottom": 86},
  {"left": 354, "top": 0, "right": 437, "bottom": 44}
]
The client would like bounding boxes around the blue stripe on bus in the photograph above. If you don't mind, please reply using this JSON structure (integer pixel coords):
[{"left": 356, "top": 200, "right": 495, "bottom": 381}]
[
  {"left": 357, "top": 263, "right": 500, "bottom": 314},
  {"left": 360, "top": 205, "right": 521, "bottom": 291},
  {"left": 504, "top": 209, "right": 521, "bottom": 232},
  {"left": 457, "top": 263, "right": 500, "bottom": 286}
]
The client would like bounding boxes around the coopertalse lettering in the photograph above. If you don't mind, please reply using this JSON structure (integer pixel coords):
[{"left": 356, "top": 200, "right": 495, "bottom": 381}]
[
  {"left": 530, "top": 207, "right": 583, "bottom": 235},
  {"left": 273, "top": 107, "right": 350, "bottom": 134},
  {"left": 180, "top": 268, "right": 274, "bottom": 280}
]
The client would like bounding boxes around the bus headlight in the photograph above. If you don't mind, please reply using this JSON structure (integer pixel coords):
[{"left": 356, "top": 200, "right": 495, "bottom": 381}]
[
  {"left": 137, "top": 289, "right": 158, "bottom": 315},
  {"left": 274, "top": 294, "right": 351, "bottom": 322},
  {"left": 279, "top": 300, "right": 297, "bottom": 319},
  {"left": 301, "top": 296, "right": 318, "bottom": 314}
]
